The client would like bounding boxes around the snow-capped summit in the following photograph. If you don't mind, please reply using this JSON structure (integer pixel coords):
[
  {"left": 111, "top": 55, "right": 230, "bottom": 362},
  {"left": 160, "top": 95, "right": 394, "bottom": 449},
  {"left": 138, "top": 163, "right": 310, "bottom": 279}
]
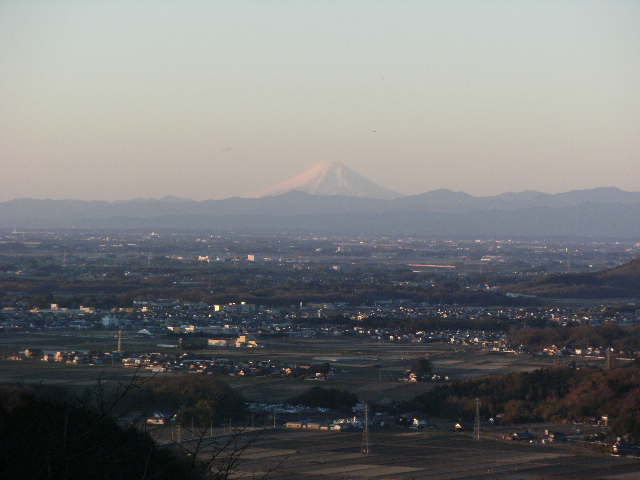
[{"left": 251, "top": 161, "right": 398, "bottom": 199}]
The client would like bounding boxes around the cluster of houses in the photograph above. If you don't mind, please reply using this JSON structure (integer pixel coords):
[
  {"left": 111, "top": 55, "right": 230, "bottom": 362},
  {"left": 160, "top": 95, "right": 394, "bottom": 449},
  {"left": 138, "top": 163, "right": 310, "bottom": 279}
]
[
  {"left": 8, "top": 348, "right": 122, "bottom": 365},
  {"left": 283, "top": 410, "right": 435, "bottom": 433},
  {"left": 4, "top": 297, "right": 640, "bottom": 372},
  {"left": 207, "top": 335, "right": 258, "bottom": 349},
  {"left": 284, "top": 404, "right": 388, "bottom": 433},
  {"left": 284, "top": 418, "right": 365, "bottom": 432},
  {"left": 401, "top": 371, "right": 449, "bottom": 383},
  {"left": 539, "top": 345, "right": 635, "bottom": 362},
  {"left": 5, "top": 346, "right": 336, "bottom": 381},
  {"left": 3, "top": 298, "right": 640, "bottom": 338}
]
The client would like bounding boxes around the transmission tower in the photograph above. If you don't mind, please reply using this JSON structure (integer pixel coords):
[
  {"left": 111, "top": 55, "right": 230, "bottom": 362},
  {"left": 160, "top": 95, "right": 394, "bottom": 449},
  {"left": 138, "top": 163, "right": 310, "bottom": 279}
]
[
  {"left": 606, "top": 347, "right": 615, "bottom": 370},
  {"left": 116, "top": 330, "right": 123, "bottom": 353},
  {"left": 474, "top": 398, "right": 481, "bottom": 441},
  {"left": 361, "top": 403, "right": 370, "bottom": 455},
  {"left": 175, "top": 407, "right": 184, "bottom": 443}
]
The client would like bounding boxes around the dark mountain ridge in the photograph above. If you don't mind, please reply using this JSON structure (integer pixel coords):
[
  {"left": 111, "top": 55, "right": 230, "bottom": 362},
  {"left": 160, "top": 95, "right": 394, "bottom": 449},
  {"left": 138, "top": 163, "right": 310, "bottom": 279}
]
[{"left": 2, "top": 187, "right": 640, "bottom": 238}]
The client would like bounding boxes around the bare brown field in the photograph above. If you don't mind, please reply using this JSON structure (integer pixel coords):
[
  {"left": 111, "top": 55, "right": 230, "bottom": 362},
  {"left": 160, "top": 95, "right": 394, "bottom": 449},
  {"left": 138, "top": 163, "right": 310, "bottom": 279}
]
[
  {"left": 220, "top": 340, "right": 561, "bottom": 404},
  {"left": 220, "top": 430, "right": 640, "bottom": 480},
  {"left": 0, "top": 330, "right": 166, "bottom": 353},
  {"left": 0, "top": 360, "right": 144, "bottom": 387}
]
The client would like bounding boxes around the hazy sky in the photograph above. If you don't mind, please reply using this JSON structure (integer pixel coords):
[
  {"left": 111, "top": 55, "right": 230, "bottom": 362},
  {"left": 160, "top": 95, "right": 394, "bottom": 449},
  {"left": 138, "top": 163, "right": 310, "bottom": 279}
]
[{"left": 1, "top": 0, "right": 639, "bottom": 201}]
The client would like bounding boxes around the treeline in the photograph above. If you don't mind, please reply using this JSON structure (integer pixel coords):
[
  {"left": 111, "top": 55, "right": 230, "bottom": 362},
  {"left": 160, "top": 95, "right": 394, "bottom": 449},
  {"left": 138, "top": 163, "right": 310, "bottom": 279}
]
[
  {"left": 0, "top": 384, "right": 197, "bottom": 479},
  {"left": 288, "top": 387, "right": 358, "bottom": 411},
  {"left": 1, "top": 275, "right": 539, "bottom": 310},
  {"left": 116, "top": 376, "right": 247, "bottom": 426},
  {"left": 180, "top": 283, "right": 538, "bottom": 308},
  {"left": 404, "top": 364, "right": 640, "bottom": 439},
  {"left": 0, "top": 376, "right": 252, "bottom": 479},
  {"left": 319, "top": 313, "right": 513, "bottom": 332},
  {"left": 365, "top": 316, "right": 511, "bottom": 332},
  {"left": 509, "top": 324, "right": 640, "bottom": 351}
]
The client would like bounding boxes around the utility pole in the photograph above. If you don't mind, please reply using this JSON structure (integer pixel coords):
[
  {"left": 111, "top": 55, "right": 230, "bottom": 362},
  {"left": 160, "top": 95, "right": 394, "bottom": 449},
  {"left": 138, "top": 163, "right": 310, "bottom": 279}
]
[
  {"left": 175, "top": 407, "right": 184, "bottom": 443},
  {"left": 474, "top": 398, "right": 481, "bottom": 441},
  {"left": 361, "top": 403, "right": 370, "bottom": 455},
  {"left": 176, "top": 419, "right": 182, "bottom": 444}
]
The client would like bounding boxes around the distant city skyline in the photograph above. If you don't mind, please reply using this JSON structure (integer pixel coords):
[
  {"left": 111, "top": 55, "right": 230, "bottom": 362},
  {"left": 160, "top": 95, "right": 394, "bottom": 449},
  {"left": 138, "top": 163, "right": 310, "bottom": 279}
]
[{"left": 2, "top": 0, "right": 639, "bottom": 201}]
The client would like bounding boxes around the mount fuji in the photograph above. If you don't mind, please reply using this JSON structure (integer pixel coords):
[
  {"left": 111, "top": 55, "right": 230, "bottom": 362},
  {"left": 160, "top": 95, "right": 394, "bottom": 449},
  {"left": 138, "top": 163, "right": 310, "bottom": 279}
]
[
  {"left": 250, "top": 161, "right": 398, "bottom": 199},
  {"left": 3, "top": 160, "right": 640, "bottom": 237}
]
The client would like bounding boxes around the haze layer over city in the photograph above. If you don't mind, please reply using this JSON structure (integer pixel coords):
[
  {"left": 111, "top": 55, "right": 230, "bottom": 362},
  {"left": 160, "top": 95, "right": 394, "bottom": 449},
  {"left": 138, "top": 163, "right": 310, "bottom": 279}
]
[{"left": 1, "top": 2, "right": 640, "bottom": 480}]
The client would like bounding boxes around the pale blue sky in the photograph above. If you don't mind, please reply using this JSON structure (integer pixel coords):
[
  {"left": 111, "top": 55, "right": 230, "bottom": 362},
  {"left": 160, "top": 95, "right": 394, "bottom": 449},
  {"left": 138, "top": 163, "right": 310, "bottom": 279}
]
[{"left": 1, "top": 0, "right": 639, "bottom": 200}]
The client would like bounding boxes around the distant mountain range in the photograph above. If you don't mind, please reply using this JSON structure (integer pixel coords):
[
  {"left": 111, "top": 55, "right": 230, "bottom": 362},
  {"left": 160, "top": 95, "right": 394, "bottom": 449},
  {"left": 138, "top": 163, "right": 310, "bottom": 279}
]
[{"left": 2, "top": 162, "right": 640, "bottom": 237}]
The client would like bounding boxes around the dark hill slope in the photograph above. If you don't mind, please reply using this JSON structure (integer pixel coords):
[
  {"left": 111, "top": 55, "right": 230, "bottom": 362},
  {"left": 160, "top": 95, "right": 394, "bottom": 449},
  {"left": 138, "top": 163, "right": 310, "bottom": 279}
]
[{"left": 510, "top": 259, "right": 640, "bottom": 298}]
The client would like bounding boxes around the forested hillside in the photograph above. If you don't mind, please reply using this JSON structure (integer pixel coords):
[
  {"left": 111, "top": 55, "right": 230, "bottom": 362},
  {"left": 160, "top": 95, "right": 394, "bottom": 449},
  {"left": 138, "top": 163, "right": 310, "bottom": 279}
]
[{"left": 406, "top": 364, "right": 640, "bottom": 439}]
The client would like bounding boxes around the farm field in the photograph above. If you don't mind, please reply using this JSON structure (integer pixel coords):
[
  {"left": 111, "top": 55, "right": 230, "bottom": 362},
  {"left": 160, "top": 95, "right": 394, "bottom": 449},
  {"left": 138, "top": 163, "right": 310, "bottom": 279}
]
[
  {"left": 0, "top": 330, "right": 566, "bottom": 404},
  {"left": 202, "top": 429, "right": 640, "bottom": 480}
]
